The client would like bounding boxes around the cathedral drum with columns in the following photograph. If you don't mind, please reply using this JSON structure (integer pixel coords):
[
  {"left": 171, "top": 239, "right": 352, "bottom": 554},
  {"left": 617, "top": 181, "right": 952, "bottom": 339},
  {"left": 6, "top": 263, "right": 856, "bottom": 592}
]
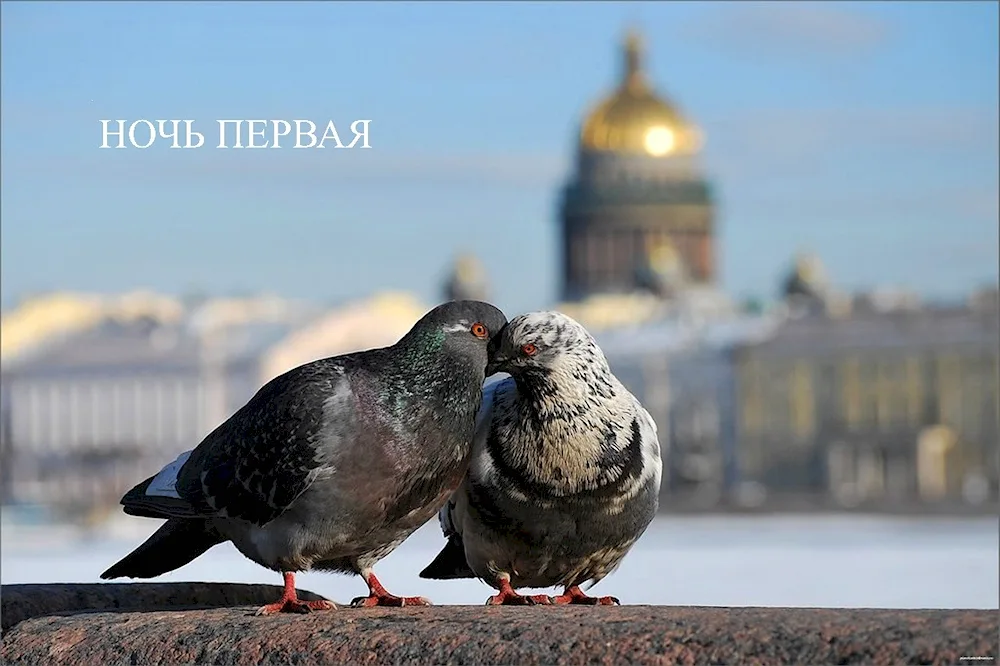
[{"left": 559, "top": 30, "right": 716, "bottom": 302}]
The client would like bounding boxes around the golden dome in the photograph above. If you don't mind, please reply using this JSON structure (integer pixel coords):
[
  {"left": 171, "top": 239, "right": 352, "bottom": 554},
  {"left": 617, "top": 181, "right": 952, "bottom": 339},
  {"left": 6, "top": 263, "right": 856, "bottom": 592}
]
[
  {"left": 793, "top": 251, "right": 826, "bottom": 285},
  {"left": 580, "top": 30, "right": 702, "bottom": 157}
]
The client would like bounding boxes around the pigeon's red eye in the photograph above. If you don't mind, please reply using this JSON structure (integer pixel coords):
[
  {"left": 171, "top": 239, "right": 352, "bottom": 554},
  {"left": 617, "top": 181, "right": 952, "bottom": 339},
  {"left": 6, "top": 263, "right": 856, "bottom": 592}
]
[
  {"left": 521, "top": 343, "right": 538, "bottom": 356},
  {"left": 471, "top": 323, "right": 488, "bottom": 339}
]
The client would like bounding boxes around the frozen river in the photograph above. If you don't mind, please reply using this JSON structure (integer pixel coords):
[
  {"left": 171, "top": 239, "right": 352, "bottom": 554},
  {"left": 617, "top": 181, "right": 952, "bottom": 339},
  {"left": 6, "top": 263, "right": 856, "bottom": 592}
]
[{"left": 3, "top": 514, "right": 997, "bottom": 609}]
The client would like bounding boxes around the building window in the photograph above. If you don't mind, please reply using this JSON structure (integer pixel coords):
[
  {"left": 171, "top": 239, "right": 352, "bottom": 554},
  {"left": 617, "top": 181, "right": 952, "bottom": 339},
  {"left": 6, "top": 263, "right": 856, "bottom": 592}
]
[
  {"left": 69, "top": 383, "right": 91, "bottom": 449},
  {"left": 92, "top": 381, "right": 116, "bottom": 445},
  {"left": 791, "top": 361, "right": 815, "bottom": 441},
  {"left": 840, "top": 357, "right": 861, "bottom": 427},
  {"left": 814, "top": 361, "right": 839, "bottom": 429},
  {"left": 28, "top": 382, "right": 43, "bottom": 450},
  {"left": 936, "top": 354, "right": 962, "bottom": 426},
  {"left": 921, "top": 355, "right": 938, "bottom": 424},
  {"left": 903, "top": 356, "right": 923, "bottom": 427},
  {"left": 604, "top": 231, "right": 618, "bottom": 283},
  {"left": 677, "top": 232, "right": 693, "bottom": 279},
  {"left": 587, "top": 230, "right": 604, "bottom": 282},
  {"left": 698, "top": 233, "right": 712, "bottom": 281},
  {"left": 878, "top": 360, "right": 908, "bottom": 430},
  {"left": 960, "top": 354, "right": 988, "bottom": 440},
  {"left": 570, "top": 233, "right": 587, "bottom": 286},
  {"left": 762, "top": 363, "right": 790, "bottom": 439},
  {"left": 859, "top": 360, "right": 879, "bottom": 428},
  {"left": 739, "top": 363, "right": 763, "bottom": 437},
  {"left": 616, "top": 231, "right": 633, "bottom": 286}
]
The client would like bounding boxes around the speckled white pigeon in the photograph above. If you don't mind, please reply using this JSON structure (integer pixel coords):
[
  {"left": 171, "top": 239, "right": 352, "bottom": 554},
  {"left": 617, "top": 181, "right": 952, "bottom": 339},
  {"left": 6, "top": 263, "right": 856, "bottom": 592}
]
[{"left": 420, "top": 310, "right": 663, "bottom": 605}]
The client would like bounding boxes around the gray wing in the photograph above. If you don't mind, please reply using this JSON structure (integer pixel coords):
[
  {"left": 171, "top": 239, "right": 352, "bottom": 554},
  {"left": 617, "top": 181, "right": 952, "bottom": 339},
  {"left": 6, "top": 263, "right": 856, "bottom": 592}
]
[
  {"left": 421, "top": 374, "right": 510, "bottom": 580},
  {"left": 124, "top": 359, "right": 355, "bottom": 527},
  {"left": 435, "top": 372, "right": 510, "bottom": 538},
  {"left": 633, "top": 398, "right": 663, "bottom": 493}
]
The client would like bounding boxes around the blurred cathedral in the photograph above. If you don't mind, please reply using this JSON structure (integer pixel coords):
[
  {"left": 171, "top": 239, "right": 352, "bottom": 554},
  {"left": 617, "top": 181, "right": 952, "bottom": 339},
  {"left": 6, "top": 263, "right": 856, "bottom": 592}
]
[
  {"left": 559, "top": 30, "right": 715, "bottom": 302},
  {"left": 442, "top": 253, "right": 490, "bottom": 303}
]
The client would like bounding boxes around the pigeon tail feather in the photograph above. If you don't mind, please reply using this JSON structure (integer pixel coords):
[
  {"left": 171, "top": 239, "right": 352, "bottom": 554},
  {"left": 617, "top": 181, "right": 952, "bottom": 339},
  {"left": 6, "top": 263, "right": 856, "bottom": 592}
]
[
  {"left": 100, "top": 518, "right": 223, "bottom": 579},
  {"left": 419, "top": 535, "right": 475, "bottom": 580},
  {"left": 119, "top": 473, "right": 204, "bottom": 520}
]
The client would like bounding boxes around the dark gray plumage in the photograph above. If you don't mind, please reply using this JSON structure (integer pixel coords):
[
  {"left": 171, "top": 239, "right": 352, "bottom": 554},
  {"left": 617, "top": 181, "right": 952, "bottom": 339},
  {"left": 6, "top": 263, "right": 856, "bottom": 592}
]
[
  {"left": 102, "top": 300, "right": 507, "bottom": 614},
  {"left": 420, "top": 311, "right": 662, "bottom": 605}
]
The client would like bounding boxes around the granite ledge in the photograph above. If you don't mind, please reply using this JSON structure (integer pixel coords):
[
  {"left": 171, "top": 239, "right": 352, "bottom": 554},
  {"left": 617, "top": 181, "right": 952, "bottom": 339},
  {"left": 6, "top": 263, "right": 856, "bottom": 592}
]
[{"left": 1, "top": 583, "right": 997, "bottom": 666}]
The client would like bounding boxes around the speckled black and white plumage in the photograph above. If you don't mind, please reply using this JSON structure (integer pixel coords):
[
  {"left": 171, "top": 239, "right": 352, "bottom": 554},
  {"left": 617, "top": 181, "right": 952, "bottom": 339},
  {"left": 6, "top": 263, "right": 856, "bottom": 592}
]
[
  {"left": 420, "top": 311, "right": 662, "bottom": 604},
  {"left": 101, "top": 300, "right": 507, "bottom": 611}
]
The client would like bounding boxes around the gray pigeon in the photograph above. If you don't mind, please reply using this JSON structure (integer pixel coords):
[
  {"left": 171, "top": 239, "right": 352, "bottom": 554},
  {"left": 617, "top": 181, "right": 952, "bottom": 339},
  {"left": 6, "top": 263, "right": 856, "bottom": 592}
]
[
  {"left": 101, "top": 300, "right": 508, "bottom": 614},
  {"left": 420, "top": 311, "right": 662, "bottom": 605}
]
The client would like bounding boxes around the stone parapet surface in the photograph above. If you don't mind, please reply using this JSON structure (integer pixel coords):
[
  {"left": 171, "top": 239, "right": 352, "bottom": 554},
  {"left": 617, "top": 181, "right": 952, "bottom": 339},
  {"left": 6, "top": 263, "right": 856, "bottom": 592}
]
[{"left": 1, "top": 584, "right": 996, "bottom": 665}]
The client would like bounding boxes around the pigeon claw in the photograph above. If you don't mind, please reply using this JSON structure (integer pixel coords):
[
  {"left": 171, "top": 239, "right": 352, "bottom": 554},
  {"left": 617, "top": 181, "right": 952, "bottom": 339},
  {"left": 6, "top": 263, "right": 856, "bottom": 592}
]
[
  {"left": 255, "top": 572, "right": 337, "bottom": 616},
  {"left": 485, "top": 579, "right": 553, "bottom": 606},
  {"left": 350, "top": 594, "right": 432, "bottom": 608},
  {"left": 255, "top": 599, "right": 336, "bottom": 616},
  {"left": 485, "top": 592, "right": 553, "bottom": 606},
  {"left": 355, "top": 572, "right": 432, "bottom": 607},
  {"left": 551, "top": 585, "right": 620, "bottom": 606}
]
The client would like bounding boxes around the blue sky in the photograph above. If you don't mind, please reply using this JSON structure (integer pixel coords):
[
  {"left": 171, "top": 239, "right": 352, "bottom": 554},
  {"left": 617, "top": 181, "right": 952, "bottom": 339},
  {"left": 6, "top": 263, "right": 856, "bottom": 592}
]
[{"left": 2, "top": 1, "right": 997, "bottom": 316}]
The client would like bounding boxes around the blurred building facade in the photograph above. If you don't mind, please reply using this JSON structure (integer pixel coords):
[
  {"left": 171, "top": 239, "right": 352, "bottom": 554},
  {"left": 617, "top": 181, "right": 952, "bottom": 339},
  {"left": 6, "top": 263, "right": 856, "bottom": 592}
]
[
  {"left": 1, "top": 288, "right": 995, "bottom": 515},
  {"left": 733, "top": 289, "right": 1000, "bottom": 507}
]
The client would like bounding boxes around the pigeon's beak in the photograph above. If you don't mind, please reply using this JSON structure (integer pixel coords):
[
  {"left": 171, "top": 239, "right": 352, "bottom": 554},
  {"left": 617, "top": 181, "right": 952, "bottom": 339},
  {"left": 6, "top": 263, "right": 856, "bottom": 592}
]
[
  {"left": 485, "top": 327, "right": 508, "bottom": 376},
  {"left": 485, "top": 358, "right": 504, "bottom": 376}
]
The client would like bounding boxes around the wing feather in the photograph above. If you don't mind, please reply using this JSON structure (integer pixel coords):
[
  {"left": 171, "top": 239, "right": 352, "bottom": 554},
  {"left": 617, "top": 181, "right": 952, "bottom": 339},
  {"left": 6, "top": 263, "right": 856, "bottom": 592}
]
[
  {"left": 123, "top": 359, "right": 355, "bottom": 526},
  {"left": 631, "top": 398, "right": 663, "bottom": 494},
  {"left": 436, "top": 372, "right": 510, "bottom": 538}
]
